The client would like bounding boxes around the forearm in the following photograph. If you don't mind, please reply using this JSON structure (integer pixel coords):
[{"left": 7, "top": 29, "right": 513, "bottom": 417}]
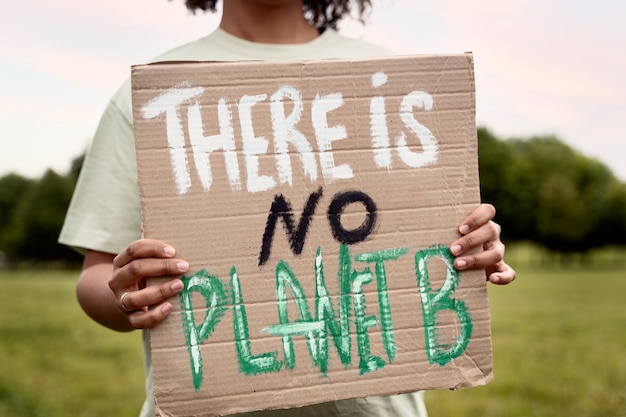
[{"left": 76, "top": 257, "right": 134, "bottom": 332}]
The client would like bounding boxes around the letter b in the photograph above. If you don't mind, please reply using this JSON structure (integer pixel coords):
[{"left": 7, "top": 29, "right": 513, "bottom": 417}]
[{"left": 415, "top": 245, "right": 473, "bottom": 366}]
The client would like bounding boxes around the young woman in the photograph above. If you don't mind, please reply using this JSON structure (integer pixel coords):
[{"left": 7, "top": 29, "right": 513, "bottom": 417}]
[{"left": 60, "top": 1, "right": 515, "bottom": 416}]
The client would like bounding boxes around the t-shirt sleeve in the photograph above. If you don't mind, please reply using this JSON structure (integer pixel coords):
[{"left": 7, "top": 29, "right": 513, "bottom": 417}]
[{"left": 58, "top": 80, "right": 142, "bottom": 255}]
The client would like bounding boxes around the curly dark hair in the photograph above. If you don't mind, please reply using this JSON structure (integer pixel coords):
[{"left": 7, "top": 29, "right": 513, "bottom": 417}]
[{"left": 182, "top": 0, "right": 372, "bottom": 29}]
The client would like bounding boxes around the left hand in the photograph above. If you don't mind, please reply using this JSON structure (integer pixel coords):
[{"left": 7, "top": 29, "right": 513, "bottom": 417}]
[{"left": 449, "top": 203, "right": 516, "bottom": 285}]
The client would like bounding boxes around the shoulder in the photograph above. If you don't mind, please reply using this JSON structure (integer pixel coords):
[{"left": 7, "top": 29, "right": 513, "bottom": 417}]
[
  {"left": 317, "top": 29, "right": 395, "bottom": 59},
  {"left": 151, "top": 36, "right": 217, "bottom": 62}
]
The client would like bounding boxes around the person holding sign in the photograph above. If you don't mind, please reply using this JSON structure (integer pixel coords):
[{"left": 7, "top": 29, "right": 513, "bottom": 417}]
[{"left": 60, "top": 1, "right": 516, "bottom": 416}]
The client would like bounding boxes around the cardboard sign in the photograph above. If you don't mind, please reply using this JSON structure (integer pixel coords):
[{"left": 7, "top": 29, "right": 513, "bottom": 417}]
[{"left": 131, "top": 54, "right": 492, "bottom": 417}]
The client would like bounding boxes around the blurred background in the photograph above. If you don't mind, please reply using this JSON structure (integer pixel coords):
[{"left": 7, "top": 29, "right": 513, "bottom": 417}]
[{"left": 1, "top": 1, "right": 624, "bottom": 416}]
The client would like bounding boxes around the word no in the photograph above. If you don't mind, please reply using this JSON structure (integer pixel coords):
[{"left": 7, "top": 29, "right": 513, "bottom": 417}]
[
  {"left": 141, "top": 71, "right": 438, "bottom": 195},
  {"left": 259, "top": 187, "right": 377, "bottom": 266},
  {"left": 179, "top": 244, "right": 473, "bottom": 392}
]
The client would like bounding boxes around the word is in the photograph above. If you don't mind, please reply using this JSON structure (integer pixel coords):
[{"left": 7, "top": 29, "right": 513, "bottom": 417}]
[
  {"left": 179, "top": 244, "right": 473, "bottom": 391},
  {"left": 141, "top": 72, "right": 439, "bottom": 195}
]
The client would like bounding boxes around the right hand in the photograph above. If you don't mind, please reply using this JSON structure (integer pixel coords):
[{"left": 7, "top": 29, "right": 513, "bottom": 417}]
[{"left": 109, "top": 238, "right": 189, "bottom": 329}]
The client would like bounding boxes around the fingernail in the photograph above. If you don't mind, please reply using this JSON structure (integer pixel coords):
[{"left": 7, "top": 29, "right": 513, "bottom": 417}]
[
  {"left": 163, "top": 246, "right": 175, "bottom": 256},
  {"left": 176, "top": 261, "right": 189, "bottom": 272},
  {"left": 459, "top": 224, "right": 470, "bottom": 234},
  {"left": 171, "top": 280, "right": 183, "bottom": 291},
  {"left": 456, "top": 259, "right": 467, "bottom": 269},
  {"left": 161, "top": 303, "right": 172, "bottom": 315},
  {"left": 451, "top": 245, "right": 462, "bottom": 255},
  {"left": 491, "top": 275, "right": 500, "bottom": 284}
]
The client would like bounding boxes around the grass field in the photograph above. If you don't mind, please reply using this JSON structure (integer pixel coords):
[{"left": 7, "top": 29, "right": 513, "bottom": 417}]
[
  {"left": 1, "top": 246, "right": 624, "bottom": 417},
  {"left": 0, "top": 270, "right": 145, "bottom": 417}
]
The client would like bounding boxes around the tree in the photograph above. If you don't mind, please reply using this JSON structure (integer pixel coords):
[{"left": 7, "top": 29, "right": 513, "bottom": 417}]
[
  {"left": 478, "top": 128, "right": 527, "bottom": 242},
  {"left": 0, "top": 174, "right": 33, "bottom": 254},
  {"left": 0, "top": 174, "right": 32, "bottom": 232},
  {"left": 593, "top": 181, "right": 626, "bottom": 246},
  {"left": 478, "top": 128, "right": 626, "bottom": 253},
  {"left": 2, "top": 169, "right": 81, "bottom": 264}
]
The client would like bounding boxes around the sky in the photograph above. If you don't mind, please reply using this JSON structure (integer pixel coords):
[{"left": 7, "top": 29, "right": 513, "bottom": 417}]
[{"left": 1, "top": 0, "right": 625, "bottom": 180}]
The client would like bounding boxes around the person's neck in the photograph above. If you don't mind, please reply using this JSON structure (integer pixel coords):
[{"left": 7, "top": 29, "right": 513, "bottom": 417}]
[{"left": 220, "top": 1, "right": 320, "bottom": 44}]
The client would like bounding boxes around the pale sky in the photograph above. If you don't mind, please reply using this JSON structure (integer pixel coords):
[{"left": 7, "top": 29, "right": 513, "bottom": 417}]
[{"left": 1, "top": 0, "right": 625, "bottom": 180}]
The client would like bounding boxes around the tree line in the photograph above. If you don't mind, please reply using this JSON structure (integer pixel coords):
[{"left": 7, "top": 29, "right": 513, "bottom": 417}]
[
  {"left": 478, "top": 128, "right": 626, "bottom": 252},
  {"left": 0, "top": 154, "right": 85, "bottom": 267},
  {"left": 0, "top": 128, "right": 624, "bottom": 267}
]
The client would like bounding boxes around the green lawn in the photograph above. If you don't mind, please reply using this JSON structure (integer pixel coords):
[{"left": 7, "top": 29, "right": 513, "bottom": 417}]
[
  {"left": 0, "top": 270, "right": 145, "bottom": 417},
  {"left": 1, "top": 249, "right": 624, "bottom": 416}
]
